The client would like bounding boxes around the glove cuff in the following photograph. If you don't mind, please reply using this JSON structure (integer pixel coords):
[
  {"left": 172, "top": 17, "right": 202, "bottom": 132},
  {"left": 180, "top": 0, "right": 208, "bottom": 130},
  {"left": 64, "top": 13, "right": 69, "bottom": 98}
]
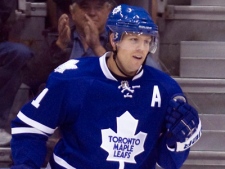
[{"left": 167, "top": 118, "right": 202, "bottom": 152}]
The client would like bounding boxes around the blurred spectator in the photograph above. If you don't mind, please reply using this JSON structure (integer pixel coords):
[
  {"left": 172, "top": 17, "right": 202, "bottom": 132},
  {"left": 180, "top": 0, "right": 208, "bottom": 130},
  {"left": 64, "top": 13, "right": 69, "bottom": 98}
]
[
  {"left": 0, "top": 0, "right": 67, "bottom": 146},
  {"left": 52, "top": 0, "right": 117, "bottom": 59},
  {"left": 0, "top": 0, "right": 34, "bottom": 146},
  {"left": 53, "top": 0, "right": 72, "bottom": 14}
]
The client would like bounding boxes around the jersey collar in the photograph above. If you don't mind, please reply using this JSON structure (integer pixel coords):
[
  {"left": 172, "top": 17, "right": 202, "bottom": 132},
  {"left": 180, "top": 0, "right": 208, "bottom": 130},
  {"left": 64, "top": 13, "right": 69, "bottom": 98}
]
[{"left": 99, "top": 52, "right": 144, "bottom": 81}]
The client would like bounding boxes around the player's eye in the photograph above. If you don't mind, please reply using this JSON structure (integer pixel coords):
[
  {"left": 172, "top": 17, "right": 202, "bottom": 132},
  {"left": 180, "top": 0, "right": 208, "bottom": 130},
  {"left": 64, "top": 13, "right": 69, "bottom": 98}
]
[
  {"left": 130, "top": 38, "right": 138, "bottom": 43},
  {"left": 144, "top": 39, "right": 151, "bottom": 45}
]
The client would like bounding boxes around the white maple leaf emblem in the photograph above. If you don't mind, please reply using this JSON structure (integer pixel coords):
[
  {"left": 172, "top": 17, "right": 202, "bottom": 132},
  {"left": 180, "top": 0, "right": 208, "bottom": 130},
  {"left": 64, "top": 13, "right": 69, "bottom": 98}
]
[
  {"left": 101, "top": 111, "right": 147, "bottom": 169},
  {"left": 112, "top": 5, "right": 121, "bottom": 15},
  {"left": 54, "top": 59, "right": 79, "bottom": 73}
]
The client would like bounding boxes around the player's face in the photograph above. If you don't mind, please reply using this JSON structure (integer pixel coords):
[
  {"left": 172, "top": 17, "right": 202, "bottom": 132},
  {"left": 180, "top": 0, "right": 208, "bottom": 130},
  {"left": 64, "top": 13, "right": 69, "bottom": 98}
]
[{"left": 114, "top": 33, "right": 151, "bottom": 76}]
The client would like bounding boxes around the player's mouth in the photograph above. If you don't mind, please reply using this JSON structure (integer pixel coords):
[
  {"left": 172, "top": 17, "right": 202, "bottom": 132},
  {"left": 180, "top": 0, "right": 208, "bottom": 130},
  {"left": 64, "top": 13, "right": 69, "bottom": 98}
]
[{"left": 133, "top": 55, "right": 143, "bottom": 60}]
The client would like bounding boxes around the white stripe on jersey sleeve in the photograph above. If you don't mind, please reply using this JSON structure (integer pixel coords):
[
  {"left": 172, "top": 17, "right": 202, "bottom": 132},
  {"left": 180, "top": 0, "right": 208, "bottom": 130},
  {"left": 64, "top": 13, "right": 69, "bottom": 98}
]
[
  {"left": 53, "top": 153, "right": 76, "bottom": 169},
  {"left": 12, "top": 127, "right": 48, "bottom": 136},
  {"left": 17, "top": 111, "right": 56, "bottom": 135}
]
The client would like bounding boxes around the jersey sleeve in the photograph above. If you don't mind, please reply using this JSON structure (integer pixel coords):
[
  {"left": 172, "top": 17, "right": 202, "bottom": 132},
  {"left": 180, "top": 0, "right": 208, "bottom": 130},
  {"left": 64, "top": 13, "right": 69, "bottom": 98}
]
[
  {"left": 152, "top": 73, "right": 190, "bottom": 168},
  {"left": 156, "top": 134, "right": 190, "bottom": 169},
  {"left": 11, "top": 72, "right": 70, "bottom": 168}
]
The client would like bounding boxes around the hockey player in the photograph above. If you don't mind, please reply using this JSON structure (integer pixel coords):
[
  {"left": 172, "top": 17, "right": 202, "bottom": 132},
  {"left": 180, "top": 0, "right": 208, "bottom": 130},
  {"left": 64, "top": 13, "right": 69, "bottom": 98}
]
[{"left": 10, "top": 4, "right": 202, "bottom": 169}]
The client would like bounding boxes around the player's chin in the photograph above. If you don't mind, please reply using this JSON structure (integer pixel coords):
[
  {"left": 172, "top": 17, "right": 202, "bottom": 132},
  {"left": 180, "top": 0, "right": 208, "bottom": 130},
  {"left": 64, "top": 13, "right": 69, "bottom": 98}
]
[
  {"left": 133, "top": 61, "right": 144, "bottom": 70},
  {"left": 128, "top": 66, "right": 142, "bottom": 75}
]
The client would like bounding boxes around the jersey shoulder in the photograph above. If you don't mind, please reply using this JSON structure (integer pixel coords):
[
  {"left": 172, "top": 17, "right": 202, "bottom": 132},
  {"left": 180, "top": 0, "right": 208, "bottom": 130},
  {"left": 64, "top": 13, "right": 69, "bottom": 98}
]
[
  {"left": 144, "top": 66, "right": 183, "bottom": 94},
  {"left": 144, "top": 66, "right": 173, "bottom": 82},
  {"left": 51, "top": 57, "right": 100, "bottom": 80}
]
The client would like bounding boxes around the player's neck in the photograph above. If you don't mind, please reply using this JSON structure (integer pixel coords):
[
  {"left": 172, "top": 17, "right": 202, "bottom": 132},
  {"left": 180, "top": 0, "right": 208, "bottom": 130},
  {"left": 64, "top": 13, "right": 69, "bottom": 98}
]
[{"left": 106, "top": 54, "right": 136, "bottom": 78}]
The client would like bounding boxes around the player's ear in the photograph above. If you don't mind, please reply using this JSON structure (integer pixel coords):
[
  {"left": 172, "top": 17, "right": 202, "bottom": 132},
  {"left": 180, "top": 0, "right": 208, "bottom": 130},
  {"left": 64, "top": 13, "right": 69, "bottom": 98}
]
[{"left": 109, "top": 33, "right": 116, "bottom": 50}]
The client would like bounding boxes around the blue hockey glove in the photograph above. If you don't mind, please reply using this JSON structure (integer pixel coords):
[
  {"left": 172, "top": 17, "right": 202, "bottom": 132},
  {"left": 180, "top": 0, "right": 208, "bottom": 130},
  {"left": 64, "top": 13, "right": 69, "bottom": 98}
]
[{"left": 165, "top": 95, "right": 201, "bottom": 151}]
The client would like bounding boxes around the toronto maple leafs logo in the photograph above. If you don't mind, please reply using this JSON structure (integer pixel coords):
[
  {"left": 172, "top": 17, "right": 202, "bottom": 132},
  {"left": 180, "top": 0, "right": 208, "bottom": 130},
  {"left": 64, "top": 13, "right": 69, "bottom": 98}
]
[
  {"left": 101, "top": 111, "right": 147, "bottom": 169},
  {"left": 54, "top": 59, "right": 79, "bottom": 73},
  {"left": 112, "top": 5, "right": 121, "bottom": 15}
]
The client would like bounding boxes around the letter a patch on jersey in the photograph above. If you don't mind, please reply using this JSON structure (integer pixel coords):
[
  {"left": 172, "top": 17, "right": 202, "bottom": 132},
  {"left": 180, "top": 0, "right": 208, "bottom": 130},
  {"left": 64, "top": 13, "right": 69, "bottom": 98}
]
[
  {"left": 151, "top": 85, "right": 161, "bottom": 107},
  {"left": 101, "top": 111, "right": 147, "bottom": 169}
]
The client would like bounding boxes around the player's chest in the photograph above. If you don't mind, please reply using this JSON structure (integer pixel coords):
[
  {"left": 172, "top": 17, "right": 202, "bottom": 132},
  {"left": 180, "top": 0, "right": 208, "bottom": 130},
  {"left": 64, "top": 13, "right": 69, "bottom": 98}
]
[{"left": 85, "top": 80, "right": 168, "bottom": 108}]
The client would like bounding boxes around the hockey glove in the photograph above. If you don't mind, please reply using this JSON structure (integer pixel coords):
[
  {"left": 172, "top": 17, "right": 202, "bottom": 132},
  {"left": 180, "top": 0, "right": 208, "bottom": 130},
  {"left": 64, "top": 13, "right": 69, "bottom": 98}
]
[{"left": 165, "top": 96, "right": 202, "bottom": 152}]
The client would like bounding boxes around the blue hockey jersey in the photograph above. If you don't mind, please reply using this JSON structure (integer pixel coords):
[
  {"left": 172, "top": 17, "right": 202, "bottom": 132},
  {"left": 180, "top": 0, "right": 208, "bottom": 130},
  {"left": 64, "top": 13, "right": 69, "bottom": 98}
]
[{"left": 11, "top": 52, "right": 189, "bottom": 169}]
